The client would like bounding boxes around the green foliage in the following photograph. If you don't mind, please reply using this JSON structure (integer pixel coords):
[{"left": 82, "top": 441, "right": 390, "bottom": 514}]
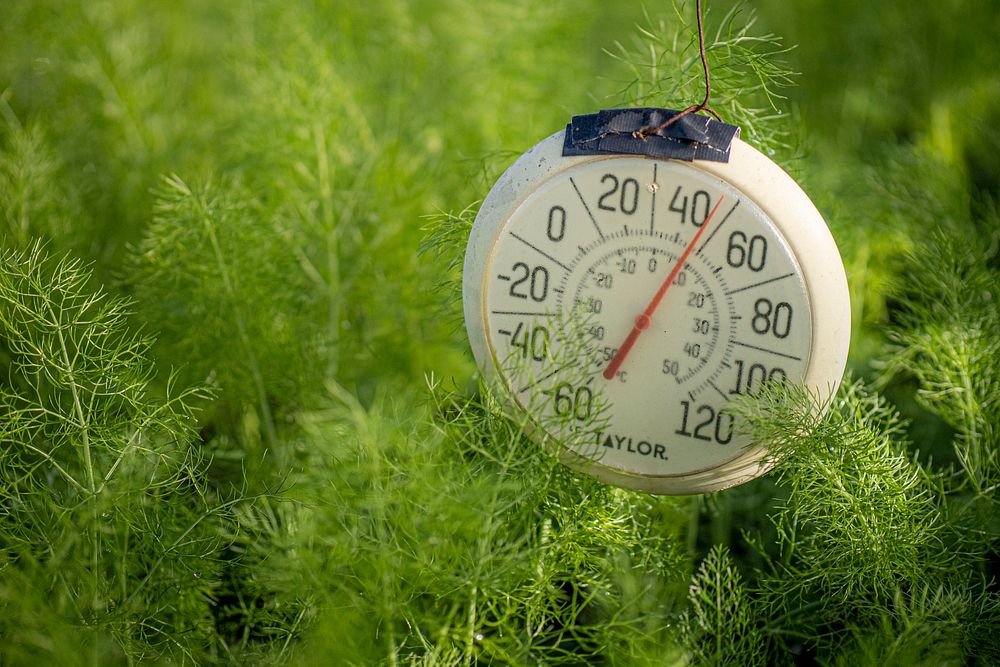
[
  {"left": 0, "top": 245, "right": 236, "bottom": 663},
  {"left": 0, "top": 119, "right": 80, "bottom": 250},
  {"left": 683, "top": 545, "right": 764, "bottom": 667},
  {"left": 1, "top": 0, "right": 999, "bottom": 665},
  {"left": 832, "top": 587, "right": 1000, "bottom": 667},
  {"left": 607, "top": 2, "right": 797, "bottom": 155},
  {"left": 881, "top": 228, "right": 1000, "bottom": 493},
  {"left": 739, "top": 380, "right": 946, "bottom": 604},
  {"left": 130, "top": 174, "right": 328, "bottom": 461},
  {"left": 274, "top": 379, "right": 690, "bottom": 664},
  {"left": 730, "top": 377, "right": 1000, "bottom": 664}
]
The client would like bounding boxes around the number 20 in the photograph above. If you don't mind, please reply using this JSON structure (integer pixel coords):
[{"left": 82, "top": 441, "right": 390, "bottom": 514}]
[{"left": 598, "top": 174, "right": 639, "bottom": 215}]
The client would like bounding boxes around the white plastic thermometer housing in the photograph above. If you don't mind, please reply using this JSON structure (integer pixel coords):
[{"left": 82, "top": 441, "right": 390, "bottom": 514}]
[{"left": 463, "top": 130, "right": 850, "bottom": 494}]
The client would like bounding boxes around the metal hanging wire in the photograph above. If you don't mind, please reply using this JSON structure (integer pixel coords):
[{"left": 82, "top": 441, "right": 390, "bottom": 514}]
[{"left": 636, "top": 0, "right": 722, "bottom": 139}]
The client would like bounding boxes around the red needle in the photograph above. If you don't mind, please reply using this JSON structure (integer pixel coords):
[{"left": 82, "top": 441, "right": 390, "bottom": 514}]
[{"left": 602, "top": 196, "right": 725, "bottom": 381}]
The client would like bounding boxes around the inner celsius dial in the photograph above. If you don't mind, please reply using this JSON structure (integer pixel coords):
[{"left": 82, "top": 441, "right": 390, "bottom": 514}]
[
  {"left": 565, "top": 238, "right": 733, "bottom": 387},
  {"left": 483, "top": 156, "right": 813, "bottom": 477}
]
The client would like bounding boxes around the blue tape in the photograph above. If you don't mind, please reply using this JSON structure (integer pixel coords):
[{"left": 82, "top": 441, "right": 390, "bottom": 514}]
[{"left": 562, "top": 108, "right": 740, "bottom": 162}]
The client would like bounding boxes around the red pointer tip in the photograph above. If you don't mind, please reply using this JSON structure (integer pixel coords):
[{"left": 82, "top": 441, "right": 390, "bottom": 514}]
[{"left": 602, "top": 196, "right": 725, "bottom": 381}]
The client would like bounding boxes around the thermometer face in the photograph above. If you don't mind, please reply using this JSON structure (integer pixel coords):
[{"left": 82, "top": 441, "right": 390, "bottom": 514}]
[{"left": 464, "top": 131, "right": 850, "bottom": 494}]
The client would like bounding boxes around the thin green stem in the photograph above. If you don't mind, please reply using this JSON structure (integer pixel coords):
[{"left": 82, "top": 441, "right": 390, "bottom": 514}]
[
  {"left": 47, "top": 299, "right": 96, "bottom": 494},
  {"left": 122, "top": 495, "right": 251, "bottom": 609},
  {"left": 278, "top": 605, "right": 309, "bottom": 662},
  {"left": 313, "top": 120, "right": 341, "bottom": 380},
  {"left": 686, "top": 495, "right": 702, "bottom": 560},
  {"left": 91, "top": 497, "right": 100, "bottom": 667},
  {"left": 200, "top": 209, "right": 279, "bottom": 451},
  {"left": 948, "top": 338, "right": 984, "bottom": 495},
  {"left": 20, "top": 441, "right": 88, "bottom": 493}
]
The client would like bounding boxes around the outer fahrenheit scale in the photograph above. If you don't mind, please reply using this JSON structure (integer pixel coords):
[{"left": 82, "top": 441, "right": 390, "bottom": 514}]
[{"left": 463, "top": 129, "right": 850, "bottom": 494}]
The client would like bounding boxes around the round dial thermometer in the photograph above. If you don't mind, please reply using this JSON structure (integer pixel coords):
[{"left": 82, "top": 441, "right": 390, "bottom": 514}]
[{"left": 463, "top": 129, "right": 850, "bottom": 494}]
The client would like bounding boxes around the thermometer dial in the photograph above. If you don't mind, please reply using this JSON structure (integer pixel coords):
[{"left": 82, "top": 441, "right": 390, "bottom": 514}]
[{"left": 463, "top": 130, "right": 850, "bottom": 494}]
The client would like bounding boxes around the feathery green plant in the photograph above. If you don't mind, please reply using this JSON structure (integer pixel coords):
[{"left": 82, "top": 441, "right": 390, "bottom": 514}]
[
  {"left": 0, "top": 120, "right": 79, "bottom": 251},
  {"left": 1, "top": 0, "right": 999, "bottom": 664},
  {"left": 0, "top": 245, "right": 239, "bottom": 663},
  {"left": 881, "top": 228, "right": 1000, "bottom": 494},
  {"left": 129, "top": 174, "right": 328, "bottom": 465},
  {"left": 606, "top": 3, "right": 796, "bottom": 155},
  {"left": 281, "top": 378, "right": 690, "bottom": 664},
  {"left": 683, "top": 544, "right": 764, "bottom": 667}
]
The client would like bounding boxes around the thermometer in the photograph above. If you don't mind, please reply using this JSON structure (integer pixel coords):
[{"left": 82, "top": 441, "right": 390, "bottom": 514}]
[{"left": 463, "top": 124, "right": 850, "bottom": 494}]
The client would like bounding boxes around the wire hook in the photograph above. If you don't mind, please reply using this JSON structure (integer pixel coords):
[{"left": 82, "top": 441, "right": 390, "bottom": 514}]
[{"left": 635, "top": 0, "right": 722, "bottom": 139}]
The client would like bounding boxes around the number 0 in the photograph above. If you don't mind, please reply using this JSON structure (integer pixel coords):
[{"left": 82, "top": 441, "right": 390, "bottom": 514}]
[{"left": 547, "top": 206, "right": 566, "bottom": 242}]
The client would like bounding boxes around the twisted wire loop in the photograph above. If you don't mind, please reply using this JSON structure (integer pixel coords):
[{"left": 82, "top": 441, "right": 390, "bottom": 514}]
[
  {"left": 565, "top": 0, "right": 735, "bottom": 160},
  {"left": 634, "top": 0, "right": 721, "bottom": 140}
]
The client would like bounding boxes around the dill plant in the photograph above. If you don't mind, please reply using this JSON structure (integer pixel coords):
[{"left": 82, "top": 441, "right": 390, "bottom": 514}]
[
  {"left": 1, "top": 0, "right": 999, "bottom": 665},
  {"left": 0, "top": 245, "right": 242, "bottom": 663}
]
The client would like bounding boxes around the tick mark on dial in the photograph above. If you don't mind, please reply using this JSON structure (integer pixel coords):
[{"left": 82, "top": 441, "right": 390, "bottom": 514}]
[
  {"left": 725, "top": 272, "right": 796, "bottom": 296},
  {"left": 517, "top": 361, "right": 576, "bottom": 394},
  {"left": 491, "top": 309, "right": 553, "bottom": 317},
  {"left": 733, "top": 340, "right": 803, "bottom": 361},
  {"left": 649, "top": 165, "right": 659, "bottom": 233},
  {"left": 708, "top": 380, "right": 728, "bottom": 401},
  {"left": 510, "top": 231, "right": 571, "bottom": 272},
  {"left": 696, "top": 199, "right": 740, "bottom": 256},
  {"left": 570, "top": 176, "right": 606, "bottom": 241}
]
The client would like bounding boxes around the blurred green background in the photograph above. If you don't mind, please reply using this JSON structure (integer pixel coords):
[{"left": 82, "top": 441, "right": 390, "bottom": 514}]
[
  {"left": 2, "top": 0, "right": 999, "bottom": 664},
  {"left": 2, "top": 0, "right": 999, "bottom": 384}
]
